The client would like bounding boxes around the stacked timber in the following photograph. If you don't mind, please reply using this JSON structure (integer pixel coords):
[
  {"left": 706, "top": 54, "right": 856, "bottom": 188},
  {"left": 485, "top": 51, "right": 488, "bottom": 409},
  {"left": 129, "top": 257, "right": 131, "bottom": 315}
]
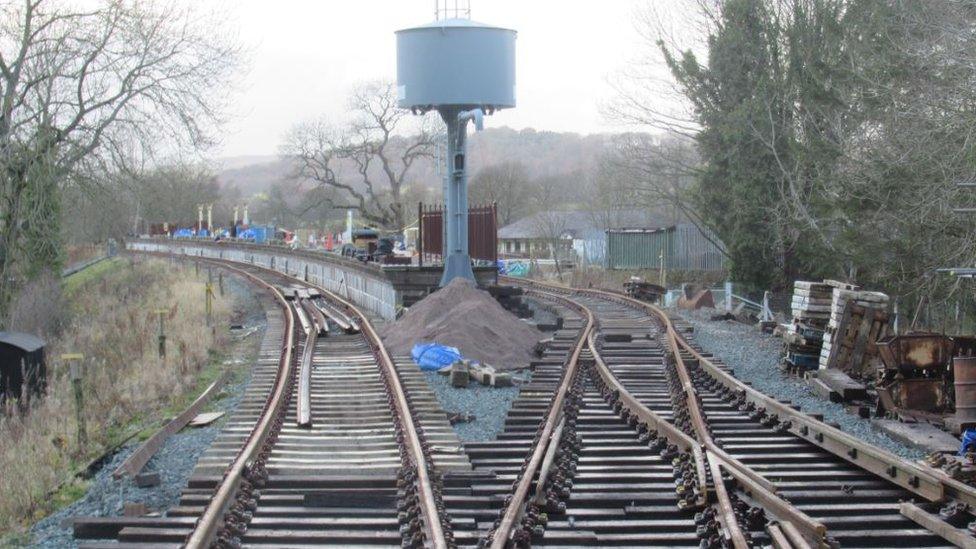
[
  {"left": 784, "top": 281, "right": 833, "bottom": 371},
  {"left": 820, "top": 285, "right": 890, "bottom": 371}
]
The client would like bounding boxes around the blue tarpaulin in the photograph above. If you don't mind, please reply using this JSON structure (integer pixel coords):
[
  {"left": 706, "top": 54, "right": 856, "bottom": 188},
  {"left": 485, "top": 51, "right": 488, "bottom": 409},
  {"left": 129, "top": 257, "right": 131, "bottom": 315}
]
[
  {"left": 960, "top": 429, "right": 976, "bottom": 455},
  {"left": 499, "top": 260, "right": 529, "bottom": 277},
  {"left": 411, "top": 343, "right": 462, "bottom": 371}
]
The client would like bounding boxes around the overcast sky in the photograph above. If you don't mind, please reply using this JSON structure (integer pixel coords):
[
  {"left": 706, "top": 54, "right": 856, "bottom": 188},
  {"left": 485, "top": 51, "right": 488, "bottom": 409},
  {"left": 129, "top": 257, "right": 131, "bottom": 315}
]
[{"left": 216, "top": 0, "right": 677, "bottom": 159}]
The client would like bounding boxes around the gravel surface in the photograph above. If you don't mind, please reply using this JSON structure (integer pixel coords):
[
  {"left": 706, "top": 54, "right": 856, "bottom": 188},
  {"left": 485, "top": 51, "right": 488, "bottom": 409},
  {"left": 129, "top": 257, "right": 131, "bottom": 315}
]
[
  {"left": 676, "top": 308, "right": 927, "bottom": 460},
  {"left": 29, "top": 272, "right": 267, "bottom": 548},
  {"left": 423, "top": 370, "right": 529, "bottom": 442}
]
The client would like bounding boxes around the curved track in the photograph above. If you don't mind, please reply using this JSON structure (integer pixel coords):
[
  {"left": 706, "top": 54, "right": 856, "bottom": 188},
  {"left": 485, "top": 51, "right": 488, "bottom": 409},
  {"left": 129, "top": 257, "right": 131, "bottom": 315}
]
[
  {"left": 75, "top": 248, "right": 976, "bottom": 548},
  {"left": 494, "top": 276, "right": 976, "bottom": 548},
  {"left": 77, "top": 259, "right": 454, "bottom": 549}
]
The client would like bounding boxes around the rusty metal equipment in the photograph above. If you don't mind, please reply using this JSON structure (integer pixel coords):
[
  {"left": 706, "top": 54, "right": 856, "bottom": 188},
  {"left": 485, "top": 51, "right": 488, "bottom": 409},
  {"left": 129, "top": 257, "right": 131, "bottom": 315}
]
[
  {"left": 874, "top": 333, "right": 976, "bottom": 428},
  {"left": 876, "top": 334, "right": 955, "bottom": 417},
  {"left": 953, "top": 356, "right": 976, "bottom": 432},
  {"left": 418, "top": 201, "right": 497, "bottom": 266},
  {"left": 623, "top": 277, "right": 665, "bottom": 303}
]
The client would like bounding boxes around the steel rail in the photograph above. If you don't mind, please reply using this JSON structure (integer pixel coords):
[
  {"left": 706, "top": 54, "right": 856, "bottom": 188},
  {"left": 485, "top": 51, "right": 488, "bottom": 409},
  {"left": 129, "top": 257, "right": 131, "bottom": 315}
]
[
  {"left": 524, "top": 285, "right": 751, "bottom": 546},
  {"left": 509, "top": 277, "right": 976, "bottom": 543},
  {"left": 247, "top": 261, "right": 448, "bottom": 548},
  {"left": 707, "top": 451, "right": 751, "bottom": 549},
  {"left": 585, "top": 320, "right": 709, "bottom": 508},
  {"left": 505, "top": 278, "right": 829, "bottom": 545},
  {"left": 530, "top": 418, "right": 566, "bottom": 507},
  {"left": 296, "top": 320, "right": 316, "bottom": 428},
  {"left": 302, "top": 298, "right": 329, "bottom": 336},
  {"left": 185, "top": 263, "right": 296, "bottom": 549},
  {"left": 666, "top": 329, "right": 777, "bottom": 492},
  {"left": 160, "top": 256, "right": 448, "bottom": 548},
  {"left": 662, "top": 306, "right": 950, "bottom": 502},
  {"left": 487, "top": 289, "right": 593, "bottom": 549}
]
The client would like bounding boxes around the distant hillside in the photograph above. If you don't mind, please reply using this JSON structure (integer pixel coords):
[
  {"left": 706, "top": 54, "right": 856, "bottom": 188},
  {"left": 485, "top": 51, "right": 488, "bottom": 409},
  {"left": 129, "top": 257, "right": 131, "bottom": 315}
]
[{"left": 216, "top": 127, "right": 619, "bottom": 199}]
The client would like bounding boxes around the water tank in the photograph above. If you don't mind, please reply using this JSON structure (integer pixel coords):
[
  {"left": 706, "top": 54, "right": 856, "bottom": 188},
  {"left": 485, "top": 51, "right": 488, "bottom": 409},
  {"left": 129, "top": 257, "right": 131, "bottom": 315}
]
[{"left": 396, "top": 18, "right": 516, "bottom": 110}]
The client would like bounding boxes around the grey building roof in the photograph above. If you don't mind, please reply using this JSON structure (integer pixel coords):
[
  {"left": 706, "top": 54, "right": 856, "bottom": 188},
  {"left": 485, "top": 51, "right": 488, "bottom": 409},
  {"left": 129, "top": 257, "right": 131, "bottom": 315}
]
[
  {"left": 498, "top": 209, "right": 680, "bottom": 240},
  {"left": 0, "top": 332, "right": 45, "bottom": 352}
]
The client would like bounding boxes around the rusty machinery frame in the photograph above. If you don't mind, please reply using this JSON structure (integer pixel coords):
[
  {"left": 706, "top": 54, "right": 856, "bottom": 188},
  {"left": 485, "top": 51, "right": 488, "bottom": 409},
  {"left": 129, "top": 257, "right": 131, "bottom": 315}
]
[
  {"left": 165, "top": 258, "right": 450, "bottom": 549},
  {"left": 502, "top": 276, "right": 976, "bottom": 547}
]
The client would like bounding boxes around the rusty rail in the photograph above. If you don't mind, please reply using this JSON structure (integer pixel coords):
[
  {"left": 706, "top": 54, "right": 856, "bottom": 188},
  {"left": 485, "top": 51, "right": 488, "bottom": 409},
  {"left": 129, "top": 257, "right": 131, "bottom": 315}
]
[
  {"left": 486, "top": 289, "right": 593, "bottom": 549},
  {"left": 112, "top": 370, "right": 233, "bottom": 479},
  {"left": 585, "top": 327, "right": 708, "bottom": 508},
  {"left": 170, "top": 257, "right": 448, "bottom": 548},
  {"left": 296, "top": 320, "right": 315, "bottom": 428},
  {"left": 268, "top": 264, "right": 448, "bottom": 547},
  {"left": 185, "top": 263, "right": 296, "bottom": 548},
  {"left": 505, "top": 277, "right": 829, "bottom": 545},
  {"left": 507, "top": 276, "right": 976, "bottom": 543}
]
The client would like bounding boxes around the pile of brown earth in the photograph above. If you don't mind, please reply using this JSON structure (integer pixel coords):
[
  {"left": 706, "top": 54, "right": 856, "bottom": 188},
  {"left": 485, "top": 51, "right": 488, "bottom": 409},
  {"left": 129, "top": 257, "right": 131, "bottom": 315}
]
[{"left": 381, "top": 278, "right": 542, "bottom": 370}]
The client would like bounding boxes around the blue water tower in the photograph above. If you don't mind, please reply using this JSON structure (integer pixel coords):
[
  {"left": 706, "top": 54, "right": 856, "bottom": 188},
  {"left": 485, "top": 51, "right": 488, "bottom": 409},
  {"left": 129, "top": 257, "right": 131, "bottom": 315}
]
[{"left": 396, "top": 3, "right": 516, "bottom": 286}]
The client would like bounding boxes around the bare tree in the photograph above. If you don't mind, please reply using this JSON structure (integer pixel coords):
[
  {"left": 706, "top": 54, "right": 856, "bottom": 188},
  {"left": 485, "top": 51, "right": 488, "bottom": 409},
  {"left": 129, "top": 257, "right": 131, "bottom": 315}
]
[
  {"left": 281, "top": 81, "right": 437, "bottom": 231},
  {"left": 469, "top": 161, "right": 529, "bottom": 225},
  {"left": 527, "top": 175, "right": 572, "bottom": 282},
  {"left": 0, "top": 0, "right": 241, "bottom": 316}
]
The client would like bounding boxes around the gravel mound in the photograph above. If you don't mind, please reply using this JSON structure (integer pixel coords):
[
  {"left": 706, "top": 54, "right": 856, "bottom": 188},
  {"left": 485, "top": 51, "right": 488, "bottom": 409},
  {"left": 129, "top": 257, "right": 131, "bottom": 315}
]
[
  {"left": 382, "top": 278, "right": 542, "bottom": 370},
  {"left": 676, "top": 308, "right": 927, "bottom": 460}
]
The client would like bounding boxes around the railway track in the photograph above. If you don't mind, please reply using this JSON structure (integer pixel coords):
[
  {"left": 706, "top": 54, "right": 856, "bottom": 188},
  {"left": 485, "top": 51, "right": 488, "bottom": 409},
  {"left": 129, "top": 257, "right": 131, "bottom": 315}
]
[
  {"left": 74, "top": 260, "right": 460, "bottom": 548},
  {"left": 73, "top": 249, "right": 976, "bottom": 548},
  {"left": 492, "top": 277, "right": 976, "bottom": 548}
]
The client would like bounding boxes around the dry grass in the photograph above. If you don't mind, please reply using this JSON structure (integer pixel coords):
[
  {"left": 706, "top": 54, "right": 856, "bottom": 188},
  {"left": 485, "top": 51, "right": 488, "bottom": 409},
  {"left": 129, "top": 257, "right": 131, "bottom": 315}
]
[
  {"left": 64, "top": 244, "right": 103, "bottom": 267},
  {"left": 0, "top": 258, "right": 230, "bottom": 534},
  {"left": 527, "top": 264, "right": 728, "bottom": 293}
]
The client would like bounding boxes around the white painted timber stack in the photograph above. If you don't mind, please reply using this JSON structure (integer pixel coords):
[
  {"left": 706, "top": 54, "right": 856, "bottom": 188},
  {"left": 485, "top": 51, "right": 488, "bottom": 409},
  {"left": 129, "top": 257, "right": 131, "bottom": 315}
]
[{"left": 819, "top": 287, "right": 889, "bottom": 369}]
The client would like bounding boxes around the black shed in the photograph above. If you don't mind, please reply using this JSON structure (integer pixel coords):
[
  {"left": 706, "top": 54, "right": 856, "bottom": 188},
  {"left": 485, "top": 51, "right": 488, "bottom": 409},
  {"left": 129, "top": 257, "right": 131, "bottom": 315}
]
[{"left": 0, "top": 331, "right": 46, "bottom": 402}]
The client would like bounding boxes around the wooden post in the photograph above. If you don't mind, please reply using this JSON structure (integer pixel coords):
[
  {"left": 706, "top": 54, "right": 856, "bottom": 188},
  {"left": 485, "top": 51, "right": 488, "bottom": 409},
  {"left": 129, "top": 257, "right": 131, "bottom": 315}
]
[
  {"left": 418, "top": 202, "right": 424, "bottom": 268},
  {"left": 155, "top": 309, "right": 167, "bottom": 358},
  {"left": 63, "top": 354, "right": 86, "bottom": 450},
  {"left": 761, "top": 291, "right": 772, "bottom": 322},
  {"left": 205, "top": 282, "right": 214, "bottom": 326},
  {"left": 893, "top": 300, "right": 900, "bottom": 335},
  {"left": 658, "top": 250, "right": 667, "bottom": 288}
]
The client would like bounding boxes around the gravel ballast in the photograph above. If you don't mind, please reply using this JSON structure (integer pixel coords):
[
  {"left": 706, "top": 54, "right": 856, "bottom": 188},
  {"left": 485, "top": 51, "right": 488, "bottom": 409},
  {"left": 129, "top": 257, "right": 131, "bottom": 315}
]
[
  {"left": 676, "top": 308, "right": 927, "bottom": 460},
  {"left": 422, "top": 370, "right": 528, "bottom": 442},
  {"left": 29, "top": 272, "right": 267, "bottom": 548}
]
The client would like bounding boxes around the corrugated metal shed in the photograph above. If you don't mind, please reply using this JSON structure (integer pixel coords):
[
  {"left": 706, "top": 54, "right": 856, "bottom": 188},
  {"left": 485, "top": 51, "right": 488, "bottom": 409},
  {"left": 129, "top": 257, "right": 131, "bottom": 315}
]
[
  {"left": 606, "top": 224, "right": 725, "bottom": 271},
  {"left": 606, "top": 227, "right": 674, "bottom": 270}
]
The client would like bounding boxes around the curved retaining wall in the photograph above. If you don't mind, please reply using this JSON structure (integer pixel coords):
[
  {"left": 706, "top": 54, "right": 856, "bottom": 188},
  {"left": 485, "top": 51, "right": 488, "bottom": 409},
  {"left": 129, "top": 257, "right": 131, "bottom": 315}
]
[{"left": 128, "top": 239, "right": 398, "bottom": 320}]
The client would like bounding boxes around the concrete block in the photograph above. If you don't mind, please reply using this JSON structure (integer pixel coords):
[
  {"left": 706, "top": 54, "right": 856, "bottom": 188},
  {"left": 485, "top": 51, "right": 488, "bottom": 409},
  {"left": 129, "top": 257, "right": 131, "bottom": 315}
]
[
  {"left": 873, "top": 419, "right": 960, "bottom": 454},
  {"left": 808, "top": 377, "right": 842, "bottom": 403},
  {"left": 123, "top": 503, "right": 148, "bottom": 517},
  {"left": 135, "top": 472, "right": 160, "bottom": 488},
  {"left": 817, "top": 369, "right": 868, "bottom": 401},
  {"left": 491, "top": 372, "right": 513, "bottom": 387},
  {"left": 450, "top": 362, "right": 469, "bottom": 388}
]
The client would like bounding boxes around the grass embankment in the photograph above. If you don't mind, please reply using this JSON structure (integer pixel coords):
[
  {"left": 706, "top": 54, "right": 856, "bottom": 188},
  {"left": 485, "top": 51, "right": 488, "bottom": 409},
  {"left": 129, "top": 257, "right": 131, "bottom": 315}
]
[
  {"left": 0, "top": 257, "right": 232, "bottom": 536},
  {"left": 62, "top": 256, "right": 123, "bottom": 294}
]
